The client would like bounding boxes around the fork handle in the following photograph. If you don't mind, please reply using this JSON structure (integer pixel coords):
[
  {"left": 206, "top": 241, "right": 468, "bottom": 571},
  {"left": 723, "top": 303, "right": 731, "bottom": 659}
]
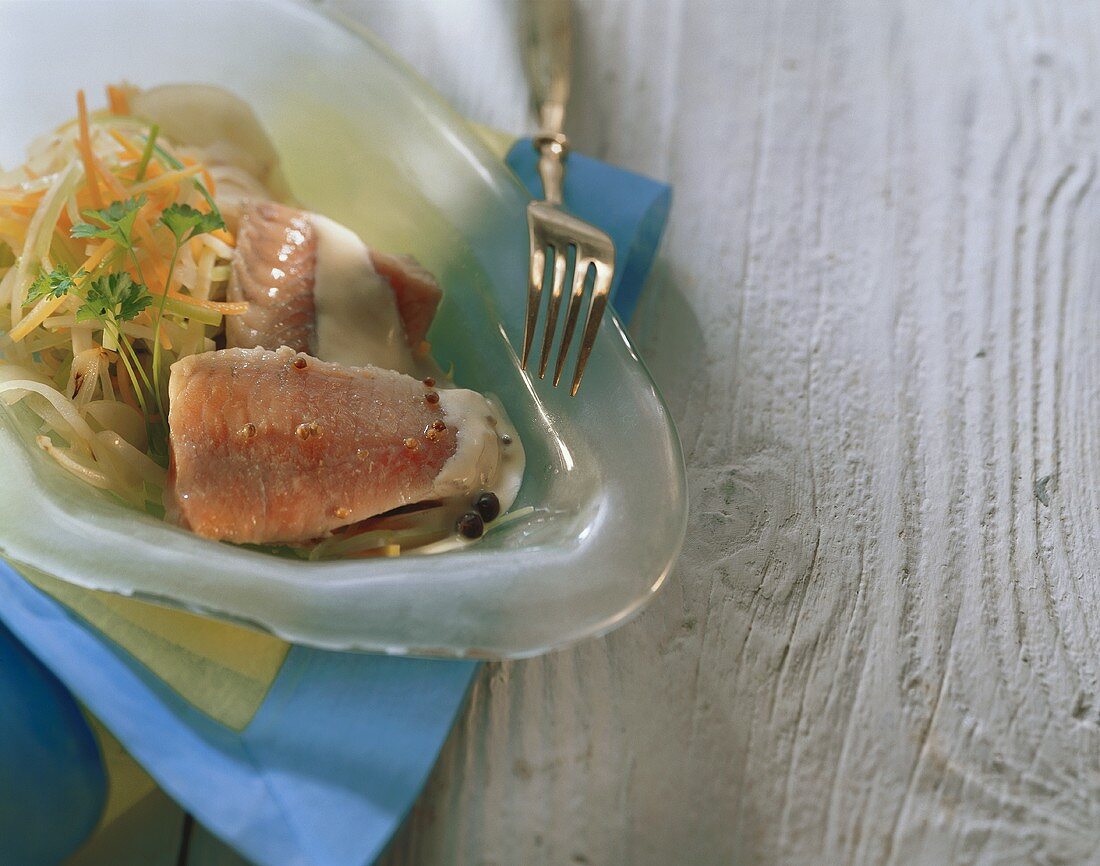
[{"left": 523, "top": 0, "right": 572, "bottom": 204}]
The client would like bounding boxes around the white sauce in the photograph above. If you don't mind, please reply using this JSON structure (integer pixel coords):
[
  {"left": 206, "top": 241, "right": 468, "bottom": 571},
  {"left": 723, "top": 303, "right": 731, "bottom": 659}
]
[
  {"left": 433, "top": 390, "right": 525, "bottom": 514},
  {"left": 298, "top": 214, "right": 527, "bottom": 544},
  {"left": 310, "top": 214, "right": 419, "bottom": 375},
  {"left": 402, "top": 389, "right": 525, "bottom": 555},
  {"left": 481, "top": 394, "right": 526, "bottom": 515}
]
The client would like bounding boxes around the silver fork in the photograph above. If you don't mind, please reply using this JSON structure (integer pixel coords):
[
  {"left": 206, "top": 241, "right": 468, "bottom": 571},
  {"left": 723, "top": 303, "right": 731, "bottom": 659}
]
[{"left": 521, "top": 0, "right": 615, "bottom": 396}]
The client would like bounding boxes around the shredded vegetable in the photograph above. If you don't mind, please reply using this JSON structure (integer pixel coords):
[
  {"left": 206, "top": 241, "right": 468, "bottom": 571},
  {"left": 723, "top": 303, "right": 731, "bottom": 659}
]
[{"left": 0, "top": 86, "right": 242, "bottom": 507}]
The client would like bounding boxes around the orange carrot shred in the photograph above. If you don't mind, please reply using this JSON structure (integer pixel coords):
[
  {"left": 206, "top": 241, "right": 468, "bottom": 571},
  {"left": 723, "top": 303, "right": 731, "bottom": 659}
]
[
  {"left": 83, "top": 240, "right": 116, "bottom": 273},
  {"left": 107, "top": 129, "right": 141, "bottom": 158},
  {"left": 92, "top": 153, "right": 128, "bottom": 199},
  {"left": 115, "top": 356, "right": 138, "bottom": 410},
  {"left": 0, "top": 184, "right": 48, "bottom": 204},
  {"left": 128, "top": 164, "right": 203, "bottom": 195},
  {"left": 0, "top": 217, "right": 26, "bottom": 239},
  {"left": 106, "top": 85, "right": 130, "bottom": 116},
  {"left": 167, "top": 293, "right": 249, "bottom": 314},
  {"left": 89, "top": 153, "right": 163, "bottom": 254},
  {"left": 76, "top": 90, "right": 104, "bottom": 209}
]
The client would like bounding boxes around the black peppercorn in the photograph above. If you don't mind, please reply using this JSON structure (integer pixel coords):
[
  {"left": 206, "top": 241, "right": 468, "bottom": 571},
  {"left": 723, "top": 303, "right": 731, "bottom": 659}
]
[
  {"left": 457, "top": 511, "right": 484, "bottom": 539},
  {"left": 474, "top": 491, "right": 500, "bottom": 523}
]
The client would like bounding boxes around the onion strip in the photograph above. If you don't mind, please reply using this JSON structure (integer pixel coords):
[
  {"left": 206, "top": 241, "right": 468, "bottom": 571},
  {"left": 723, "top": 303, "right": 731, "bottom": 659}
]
[
  {"left": 10, "top": 161, "right": 82, "bottom": 324},
  {"left": 36, "top": 435, "right": 112, "bottom": 488},
  {"left": 0, "top": 379, "right": 97, "bottom": 442}
]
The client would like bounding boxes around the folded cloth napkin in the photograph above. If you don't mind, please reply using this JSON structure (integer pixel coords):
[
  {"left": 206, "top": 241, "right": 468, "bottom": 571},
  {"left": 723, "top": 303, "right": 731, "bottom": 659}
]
[
  {"left": 0, "top": 618, "right": 104, "bottom": 866},
  {"left": 0, "top": 135, "right": 670, "bottom": 866}
]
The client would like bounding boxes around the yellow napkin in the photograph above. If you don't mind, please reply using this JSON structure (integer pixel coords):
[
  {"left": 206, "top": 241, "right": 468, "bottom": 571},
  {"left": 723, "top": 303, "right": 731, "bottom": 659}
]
[
  {"left": 22, "top": 562, "right": 291, "bottom": 865},
  {"left": 20, "top": 566, "right": 289, "bottom": 731},
  {"left": 65, "top": 717, "right": 181, "bottom": 866}
]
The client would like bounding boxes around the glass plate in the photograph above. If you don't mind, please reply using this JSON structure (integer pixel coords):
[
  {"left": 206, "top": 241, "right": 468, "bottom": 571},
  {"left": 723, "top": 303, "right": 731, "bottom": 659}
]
[{"left": 0, "top": 0, "right": 687, "bottom": 658}]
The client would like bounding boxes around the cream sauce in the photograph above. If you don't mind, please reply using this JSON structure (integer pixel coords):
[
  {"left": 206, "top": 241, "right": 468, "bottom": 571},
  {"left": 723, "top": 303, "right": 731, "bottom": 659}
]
[
  {"left": 402, "top": 390, "right": 526, "bottom": 554},
  {"left": 433, "top": 389, "right": 525, "bottom": 514},
  {"left": 310, "top": 214, "right": 419, "bottom": 374}
]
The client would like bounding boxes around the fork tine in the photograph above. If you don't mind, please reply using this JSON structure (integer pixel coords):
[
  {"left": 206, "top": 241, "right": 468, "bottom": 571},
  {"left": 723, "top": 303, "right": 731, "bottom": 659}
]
[
  {"left": 552, "top": 257, "right": 591, "bottom": 386},
  {"left": 569, "top": 258, "right": 613, "bottom": 396},
  {"left": 537, "top": 243, "right": 569, "bottom": 378},
  {"left": 522, "top": 224, "right": 546, "bottom": 369}
]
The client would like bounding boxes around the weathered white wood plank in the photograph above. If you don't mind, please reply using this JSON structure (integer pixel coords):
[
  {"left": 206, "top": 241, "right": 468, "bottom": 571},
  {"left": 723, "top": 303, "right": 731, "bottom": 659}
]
[{"left": 343, "top": 1, "right": 1100, "bottom": 863}]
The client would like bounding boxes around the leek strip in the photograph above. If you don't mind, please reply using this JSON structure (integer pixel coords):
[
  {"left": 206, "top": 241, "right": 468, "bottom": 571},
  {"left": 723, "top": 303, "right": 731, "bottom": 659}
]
[
  {"left": 0, "top": 379, "right": 97, "bottom": 441},
  {"left": 200, "top": 233, "right": 234, "bottom": 259},
  {"left": 162, "top": 296, "right": 222, "bottom": 326},
  {"left": 93, "top": 430, "right": 165, "bottom": 486},
  {"left": 84, "top": 400, "right": 145, "bottom": 450},
  {"left": 36, "top": 435, "right": 113, "bottom": 489},
  {"left": 11, "top": 162, "right": 81, "bottom": 324}
]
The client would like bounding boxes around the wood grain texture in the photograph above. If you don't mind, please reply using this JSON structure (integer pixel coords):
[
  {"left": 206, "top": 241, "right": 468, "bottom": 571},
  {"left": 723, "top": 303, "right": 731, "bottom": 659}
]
[
  {"left": 352, "top": 1, "right": 1100, "bottom": 863},
  {"left": 161, "top": 0, "right": 1100, "bottom": 863}
]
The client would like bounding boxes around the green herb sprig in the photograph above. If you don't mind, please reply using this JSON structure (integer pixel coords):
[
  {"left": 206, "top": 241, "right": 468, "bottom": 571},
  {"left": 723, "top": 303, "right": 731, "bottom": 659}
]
[
  {"left": 76, "top": 272, "right": 152, "bottom": 326},
  {"left": 149, "top": 203, "right": 226, "bottom": 412},
  {"left": 71, "top": 196, "right": 147, "bottom": 250},
  {"left": 26, "top": 262, "right": 157, "bottom": 438},
  {"left": 26, "top": 265, "right": 86, "bottom": 305}
]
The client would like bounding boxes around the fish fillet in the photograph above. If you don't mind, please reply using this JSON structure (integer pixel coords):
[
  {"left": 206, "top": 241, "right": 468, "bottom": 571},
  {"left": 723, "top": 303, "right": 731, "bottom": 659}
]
[
  {"left": 226, "top": 202, "right": 442, "bottom": 364},
  {"left": 369, "top": 249, "right": 442, "bottom": 347},
  {"left": 226, "top": 201, "right": 317, "bottom": 355},
  {"left": 167, "top": 346, "right": 468, "bottom": 544}
]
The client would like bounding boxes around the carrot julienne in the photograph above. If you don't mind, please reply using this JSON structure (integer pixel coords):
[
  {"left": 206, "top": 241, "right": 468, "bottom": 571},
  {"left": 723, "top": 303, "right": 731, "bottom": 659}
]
[
  {"left": 75, "top": 90, "right": 104, "bottom": 209},
  {"left": 106, "top": 84, "right": 130, "bottom": 116},
  {"left": 0, "top": 218, "right": 26, "bottom": 238},
  {"left": 166, "top": 293, "right": 247, "bottom": 314},
  {"left": 0, "top": 189, "right": 46, "bottom": 206},
  {"left": 107, "top": 128, "right": 142, "bottom": 158},
  {"left": 9, "top": 241, "right": 116, "bottom": 342},
  {"left": 128, "top": 164, "right": 204, "bottom": 196}
]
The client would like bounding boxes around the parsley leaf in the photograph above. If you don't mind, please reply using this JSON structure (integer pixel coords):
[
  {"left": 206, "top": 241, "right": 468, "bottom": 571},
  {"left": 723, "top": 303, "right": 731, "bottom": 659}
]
[
  {"left": 76, "top": 273, "right": 152, "bottom": 325},
  {"left": 151, "top": 144, "right": 224, "bottom": 222},
  {"left": 71, "top": 196, "right": 147, "bottom": 249},
  {"left": 158, "top": 203, "right": 226, "bottom": 244},
  {"left": 26, "top": 265, "right": 86, "bottom": 304}
]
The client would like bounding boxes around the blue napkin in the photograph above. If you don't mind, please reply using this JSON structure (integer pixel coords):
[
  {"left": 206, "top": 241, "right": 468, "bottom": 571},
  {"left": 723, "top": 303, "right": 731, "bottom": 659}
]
[
  {"left": 0, "top": 140, "right": 670, "bottom": 866},
  {"left": 0, "top": 619, "right": 105, "bottom": 865}
]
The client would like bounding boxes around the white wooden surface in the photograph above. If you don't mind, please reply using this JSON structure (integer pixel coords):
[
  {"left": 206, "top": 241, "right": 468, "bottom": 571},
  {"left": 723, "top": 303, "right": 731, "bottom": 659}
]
[
  {"left": 95, "top": 0, "right": 1098, "bottom": 863},
  {"left": 346, "top": 1, "right": 1100, "bottom": 864}
]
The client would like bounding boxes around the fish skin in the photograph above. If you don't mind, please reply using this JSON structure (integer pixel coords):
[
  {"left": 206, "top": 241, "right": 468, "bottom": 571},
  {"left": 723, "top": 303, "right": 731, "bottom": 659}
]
[
  {"left": 226, "top": 202, "right": 318, "bottom": 355},
  {"left": 167, "top": 346, "right": 457, "bottom": 544},
  {"left": 369, "top": 250, "right": 443, "bottom": 347},
  {"left": 225, "top": 201, "right": 442, "bottom": 354}
]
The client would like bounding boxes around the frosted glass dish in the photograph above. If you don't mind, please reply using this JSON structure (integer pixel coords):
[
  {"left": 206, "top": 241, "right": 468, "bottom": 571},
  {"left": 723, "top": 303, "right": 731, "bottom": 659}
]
[{"left": 0, "top": 0, "right": 686, "bottom": 658}]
